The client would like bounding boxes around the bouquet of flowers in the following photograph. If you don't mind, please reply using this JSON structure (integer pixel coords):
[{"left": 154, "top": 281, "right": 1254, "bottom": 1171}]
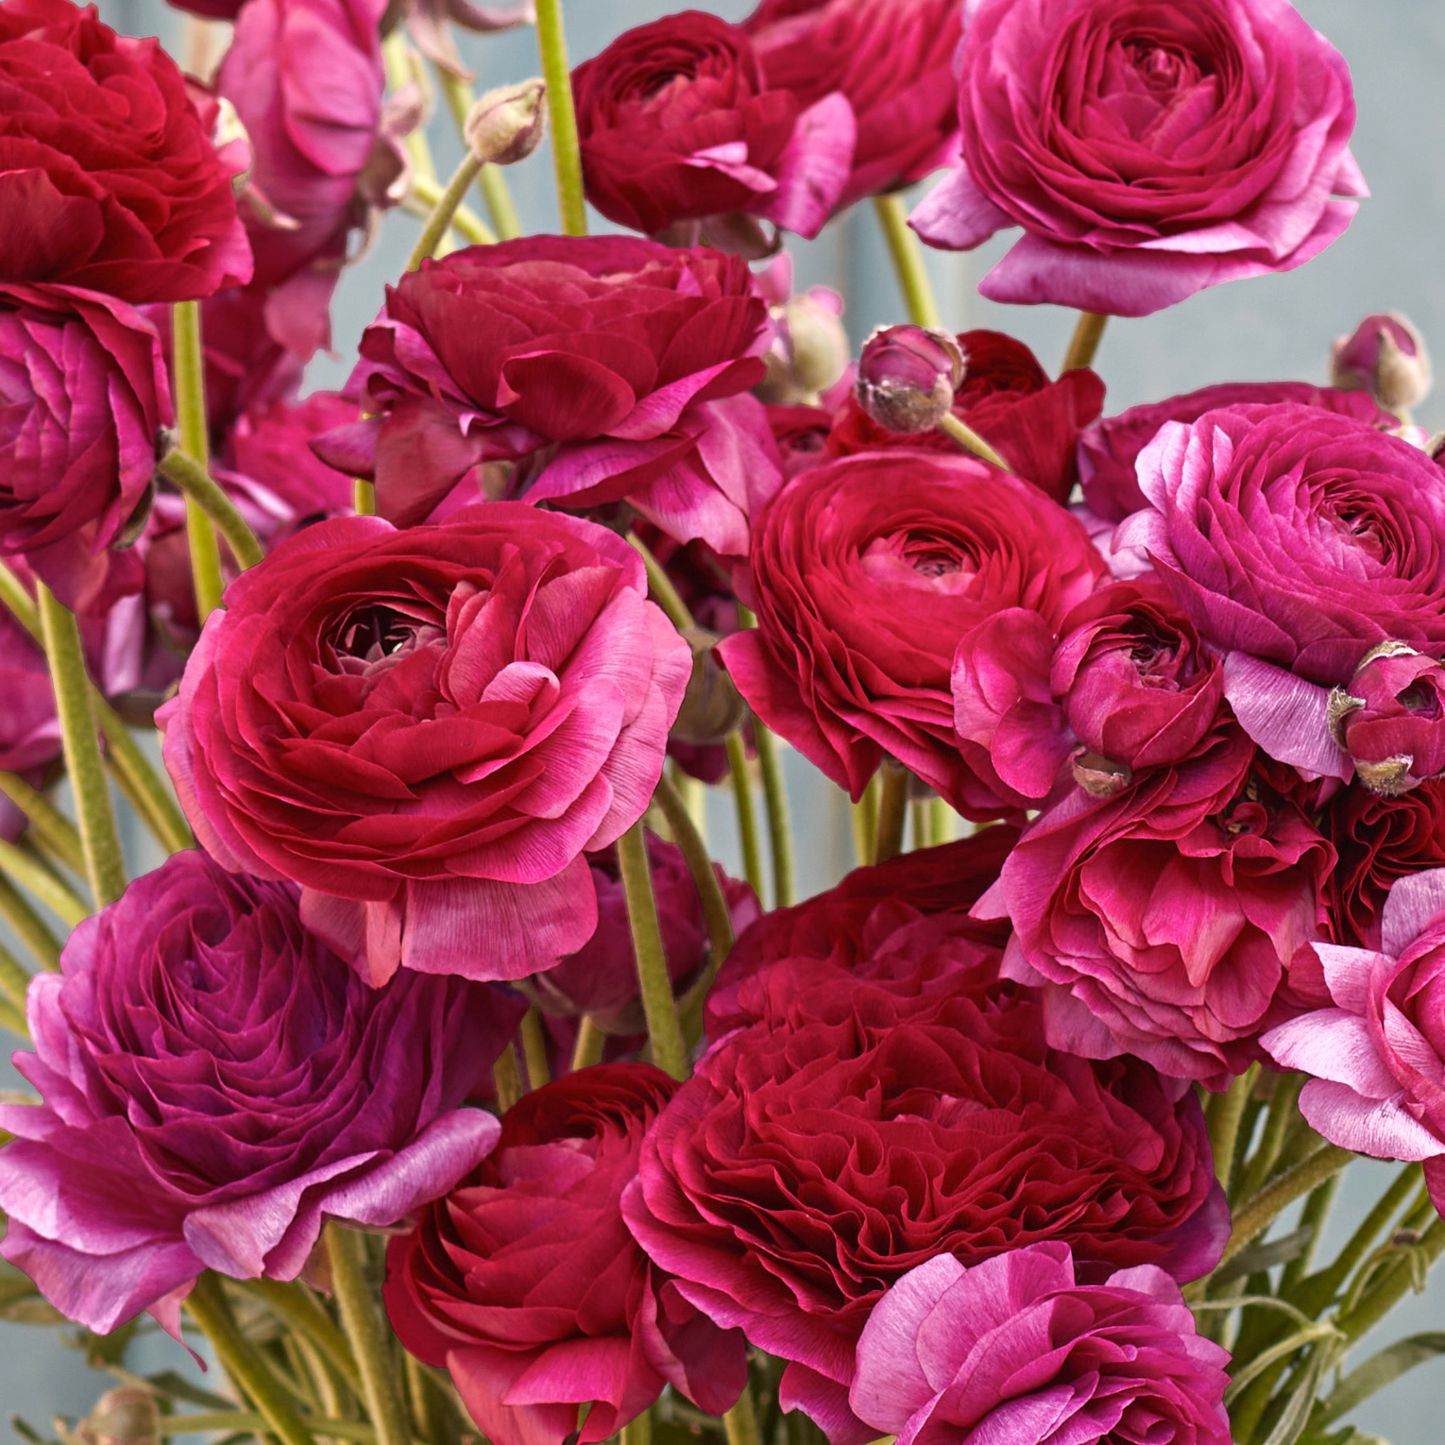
[{"left": 0, "top": 1, "right": 1441, "bottom": 1444}]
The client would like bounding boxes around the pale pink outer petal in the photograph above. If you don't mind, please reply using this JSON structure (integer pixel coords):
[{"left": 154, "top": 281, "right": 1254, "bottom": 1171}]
[
  {"left": 1220, "top": 653, "right": 1350, "bottom": 780},
  {"left": 1297, "top": 1079, "right": 1445, "bottom": 1162},
  {"left": 1381, "top": 868, "right": 1445, "bottom": 959},
  {"left": 758, "top": 93, "right": 857, "bottom": 239},
  {"left": 907, "top": 165, "right": 1013, "bottom": 250},
  {"left": 1260, "top": 1009, "right": 1400, "bottom": 1097}
]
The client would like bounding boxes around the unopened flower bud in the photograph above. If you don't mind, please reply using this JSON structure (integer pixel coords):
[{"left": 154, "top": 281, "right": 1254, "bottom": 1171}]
[
  {"left": 1329, "top": 640, "right": 1445, "bottom": 794},
  {"left": 80, "top": 1388, "right": 159, "bottom": 1445},
  {"left": 1071, "top": 749, "right": 1132, "bottom": 798},
  {"left": 855, "top": 324, "right": 964, "bottom": 434},
  {"left": 672, "top": 627, "right": 749, "bottom": 745},
  {"left": 211, "top": 96, "right": 253, "bottom": 197},
  {"left": 1331, "top": 312, "right": 1432, "bottom": 417},
  {"left": 464, "top": 78, "right": 546, "bottom": 166},
  {"left": 758, "top": 289, "right": 849, "bottom": 404}
]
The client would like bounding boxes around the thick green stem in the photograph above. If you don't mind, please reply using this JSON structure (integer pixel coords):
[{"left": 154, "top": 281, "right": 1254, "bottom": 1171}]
[
  {"left": 534, "top": 0, "right": 586, "bottom": 236},
  {"left": 0, "top": 772, "right": 85, "bottom": 876},
  {"left": 492, "top": 1045, "right": 524, "bottom": 1110},
  {"left": 753, "top": 720, "right": 795, "bottom": 908},
  {"left": 571, "top": 1015, "right": 605, "bottom": 1072},
  {"left": 852, "top": 775, "right": 879, "bottom": 867},
  {"left": 1218, "top": 1144, "right": 1356, "bottom": 1272},
  {"left": 1061, "top": 311, "right": 1108, "bottom": 373},
  {"left": 1239, "top": 1073, "right": 1305, "bottom": 1202},
  {"left": 186, "top": 1273, "right": 318, "bottom": 1445},
  {"left": 0, "top": 938, "right": 33, "bottom": 1016},
  {"left": 520, "top": 1007, "right": 551, "bottom": 1090},
  {"left": 653, "top": 773, "right": 734, "bottom": 971},
  {"left": 872, "top": 194, "right": 940, "bottom": 329},
  {"left": 0, "top": 875, "right": 60, "bottom": 970},
  {"left": 407, "top": 151, "right": 485, "bottom": 271},
  {"left": 620, "top": 1408, "right": 652, "bottom": 1445},
  {"left": 434, "top": 66, "right": 523, "bottom": 240},
  {"left": 172, "top": 301, "right": 225, "bottom": 622},
  {"left": 937, "top": 411, "right": 1012, "bottom": 470},
  {"left": 0, "top": 839, "right": 88, "bottom": 926},
  {"left": 154, "top": 1415, "right": 378, "bottom": 1442},
  {"left": 240, "top": 1280, "right": 362, "bottom": 1394},
  {"left": 874, "top": 762, "right": 909, "bottom": 865},
  {"left": 1208, "top": 1064, "right": 1259, "bottom": 1197},
  {"left": 725, "top": 732, "right": 765, "bottom": 900},
  {"left": 618, "top": 820, "right": 688, "bottom": 1081},
  {"left": 327, "top": 1223, "right": 413, "bottom": 1445},
  {"left": 37, "top": 584, "right": 126, "bottom": 907},
  {"left": 722, "top": 1386, "right": 763, "bottom": 1445},
  {"left": 1280, "top": 1173, "right": 1342, "bottom": 1294},
  {"left": 354, "top": 479, "right": 376, "bottom": 517},
  {"left": 408, "top": 173, "right": 497, "bottom": 246},
  {"left": 383, "top": 31, "right": 440, "bottom": 188},
  {"left": 158, "top": 449, "right": 264, "bottom": 571},
  {"left": 928, "top": 795, "right": 955, "bottom": 846}
]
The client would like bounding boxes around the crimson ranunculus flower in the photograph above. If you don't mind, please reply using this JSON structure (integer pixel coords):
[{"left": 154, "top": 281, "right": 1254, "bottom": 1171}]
[
  {"left": 0, "top": 850, "right": 522, "bottom": 1338},
  {"left": 1116, "top": 404, "right": 1445, "bottom": 684},
  {"left": 313, "top": 237, "right": 783, "bottom": 558},
  {"left": 156, "top": 506, "right": 692, "bottom": 986},
  {"left": 0, "top": 0, "right": 250, "bottom": 302},
  {"left": 850, "top": 1246, "right": 1230, "bottom": 1445},
  {"left": 744, "top": 0, "right": 960, "bottom": 209},
  {"left": 571, "top": 11, "right": 855, "bottom": 241},
  {"left": 828, "top": 330, "right": 1105, "bottom": 502},
  {"left": 989, "top": 725, "right": 1335, "bottom": 1086},
  {"left": 911, "top": 0, "right": 1364, "bottom": 315},
  {"left": 717, "top": 451, "right": 1105, "bottom": 817},
  {"left": 0, "top": 283, "right": 171, "bottom": 611},
  {"left": 386, "top": 1065, "right": 748, "bottom": 1445},
  {"left": 1078, "top": 382, "right": 1395, "bottom": 524},
  {"left": 623, "top": 939, "right": 1225, "bottom": 1444}
]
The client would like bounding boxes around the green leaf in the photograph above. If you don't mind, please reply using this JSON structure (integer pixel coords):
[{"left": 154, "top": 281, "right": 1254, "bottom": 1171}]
[
  {"left": 1314, "top": 1332, "right": 1445, "bottom": 1427},
  {"left": 1226, "top": 1323, "right": 1341, "bottom": 1405},
  {"left": 1257, "top": 1344, "right": 1338, "bottom": 1445},
  {"left": 9, "top": 1416, "right": 58, "bottom": 1445},
  {"left": 142, "top": 1369, "right": 239, "bottom": 1413}
]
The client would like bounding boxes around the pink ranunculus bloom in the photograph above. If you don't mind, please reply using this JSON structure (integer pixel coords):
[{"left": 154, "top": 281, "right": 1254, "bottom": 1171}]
[
  {"left": 0, "top": 283, "right": 171, "bottom": 612},
  {"left": 0, "top": 850, "right": 522, "bottom": 1339},
  {"left": 910, "top": 0, "right": 1365, "bottom": 316},
  {"left": 1262, "top": 868, "right": 1445, "bottom": 1212},
  {"left": 156, "top": 506, "right": 692, "bottom": 987},
  {"left": 986, "top": 725, "right": 1336, "bottom": 1087},
  {"left": 312, "top": 237, "right": 783, "bottom": 558},
  {"left": 850, "top": 1244, "right": 1230, "bottom": 1445},
  {"left": 571, "top": 11, "right": 855, "bottom": 243},
  {"left": 385, "top": 1065, "right": 749, "bottom": 1445},
  {"left": 1114, "top": 403, "right": 1445, "bottom": 685}
]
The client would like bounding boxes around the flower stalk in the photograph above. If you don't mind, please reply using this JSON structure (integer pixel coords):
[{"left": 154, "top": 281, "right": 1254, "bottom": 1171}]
[
  {"left": 873, "top": 193, "right": 941, "bottom": 330},
  {"left": 0, "top": 874, "right": 60, "bottom": 971},
  {"left": 435, "top": 65, "right": 524, "bottom": 240},
  {"left": 172, "top": 300, "right": 225, "bottom": 622},
  {"left": 157, "top": 448, "right": 265, "bottom": 571},
  {"left": 618, "top": 819, "right": 689, "bottom": 1081},
  {"left": 1061, "top": 310, "right": 1108, "bottom": 373},
  {"left": 936, "top": 411, "right": 1012, "bottom": 470},
  {"left": 726, "top": 731, "right": 765, "bottom": 900},
  {"left": 0, "top": 838, "right": 88, "bottom": 926},
  {"left": 406, "top": 149, "right": 485, "bottom": 271},
  {"left": 1218, "top": 1144, "right": 1357, "bottom": 1272},
  {"left": 534, "top": 0, "right": 586, "bottom": 235},
  {"left": 753, "top": 719, "right": 795, "bottom": 908},
  {"left": 0, "top": 772, "right": 85, "bottom": 877},
  {"left": 874, "top": 761, "right": 910, "bottom": 864}
]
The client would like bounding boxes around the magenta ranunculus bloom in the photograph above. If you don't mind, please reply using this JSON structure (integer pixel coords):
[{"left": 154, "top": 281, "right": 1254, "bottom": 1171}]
[
  {"left": 385, "top": 1065, "right": 749, "bottom": 1445},
  {"left": 0, "top": 0, "right": 251, "bottom": 302},
  {"left": 0, "top": 283, "right": 171, "bottom": 612},
  {"left": 988, "top": 724, "right": 1335, "bottom": 1086},
  {"left": 911, "top": 0, "right": 1364, "bottom": 315},
  {"left": 744, "top": 0, "right": 961, "bottom": 210},
  {"left": 850, "top": 1244, "right": 1230, "bottom": 1445},
  {"left": 718, "top": 450, "right": 1105, "bottom": 818},
  {"left": 1115, "top": 404, "right": 1445, "bottom": 684},
  {"left": 623, "top": 916, "right": 1225, "bottom": 1443},
  {"left": 0, "top": 850, "right": 522, "bottom": 1338},
  {"left": 157, "top": 506, "right": 691, "bottom": 986},
  {"left": 1262, "top": 868, "right": 1445, "bottom": 1213},
  {"left": 312, "top": 238, "right": 783, "bottom": 558},
  {"left": 571, "top": 11, "right": 855, "bottom": 241}
]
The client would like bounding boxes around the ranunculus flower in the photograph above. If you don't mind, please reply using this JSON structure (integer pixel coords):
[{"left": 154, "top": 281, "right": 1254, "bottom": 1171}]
[
  {"left": 1262, "top": 868, "right": 1445, "bottom": 1212},
  {"left": 0, "top": 0, "right": 250, "bottom": 302},
  {"left": 829, "top": 330, "right": 1105, "bottom": 502},
  {"left": 385, "top": 1064, "right": 749, "bottom": 1445},
  {"left": 854, "top": 324, "right": 963, "bottom": 434},
  {"left": 312, "top": 237, "right": 783, "bottom": 558},
  {"left": 717, "top": 451, "right": 1105, "bottom": 816},
  {"left": 850, "top": 1245, "right": 1230, "bottom": 1445},
  {"left": 766, "top": 403, "right": 833, "bottom": 478},
  {"left": 1078, "top": 382, "right": 1394, "bottom": 524},
  {"left": 744, "top": 0, "right": 961, "bottom": 209},
  {"left": 1332, "top": 311, "right": 1432, "bottom": 417},
  {"left": 157, "top": 505, "right": 692, "bottom": 987},
  {"left": 988, "top": 724, "right": 1335, "bottom": 1086},
  {"left": 0, "top": 283, "right": 171, "bottom": 611},
  {"left": 0, "top": 850, "right": 521, "bottom": 1337},
  {"left": 624, "top": 939, "right": 1225, "bottom": 1443},
  {"left": 522, "top": 832, "right": 760, "bottom": 1035},
  {"left": 910, "top": 0, "right": 1364, "bottom": 315},
  {"left": 1332, "top": 645, "right": 1445, "bottom": 795},
  {"left": 571, "top": 11, "right": 855, "bottom": 242},
  {"left": 1114, "top": 404, "right": 1445, "bottom": 684}
]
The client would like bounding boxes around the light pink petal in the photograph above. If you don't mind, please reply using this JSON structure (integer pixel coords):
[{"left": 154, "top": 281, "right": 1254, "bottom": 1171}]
[
  {"left": 1221, "top": 652, "right": 1350, "bottom": 780},
  {"left": 1298, "top": 1079, "right": 1445, "bottom": 1161},
  {"left": 1381, "top": 869, "right": 1445, "bottom": 959},
  {"left": 908, "top": 165, "right": 1013, "bottom": 251},
  {"left": 758, "top": 93, "right": 856, "bottom": 239},
  {"left": 1260, "top": 1010, "right": 1399, "bottom": 1097}
]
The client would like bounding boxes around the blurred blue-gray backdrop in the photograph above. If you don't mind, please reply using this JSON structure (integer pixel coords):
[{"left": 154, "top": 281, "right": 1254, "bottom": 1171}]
[{"left": 6, "top": 0, "right": 1444, "bottom": 1437}]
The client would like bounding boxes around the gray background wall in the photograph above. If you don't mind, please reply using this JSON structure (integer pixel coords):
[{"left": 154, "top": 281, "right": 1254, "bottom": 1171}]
[{"left": 6, "top": 0, "right": 1444, "bottom": 1437}]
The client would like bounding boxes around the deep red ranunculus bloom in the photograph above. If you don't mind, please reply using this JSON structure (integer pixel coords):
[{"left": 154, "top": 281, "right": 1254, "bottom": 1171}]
[
  {"left": 386, "top": 1064, "right": 748, "bottom": 1445},
  {"left": 571, "top": 10, "right": 854, "bottom": 241},
  {"left": 156, "top": 506, "right": 692, "bottom": 988},
  {"left": 744, "top": 0, "right": 961, "bottom": 209},
  {"left": 718, "top": 450, "right": 1105, "bottom": 817},
  {"left": 828, "top": 330, "right": 1104, "bottom": 502},
  {"left": 911, "top": 0, "right": 1364, "bottom": 315},
  {"left": 624, "top": 923, "right": 1226, "bottom": 1444},
  {"left": 0, "top": 0, "right": 251, "bottom": 302}
]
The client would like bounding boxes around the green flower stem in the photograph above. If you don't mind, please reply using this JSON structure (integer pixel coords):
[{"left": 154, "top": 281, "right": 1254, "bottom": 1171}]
[
  {"left": 928, "top": 795, "right": 955, "bottom": 846},
  {"left": 0, "top": 937, "right": 33, "bottom": 1016},
  {"left": 851, "top": 774, "right": 879, "bottom": 867},
  {"left": 618, "top": 819, "right": 688, "bottom": 1081},
  {"left": 1061, "top": 310, "right": 1108, "bottom": 373},
  {"left": 520, "top": 1006, "right": 551, "bottom": 1089},
  {"left": 937, "top": 411, "right": 1012, "bottom": 470},
  {"left": 534, "top": 0, "right": 586, "bottom": 236},
  {"left": 0, "top": 772, "right": 85, "bottom": 877},
  {"left": 434, "top": 65, "right": 524, "bottom": 240},
  {"left": 1208, "top": 1064, "right": 1259, "bottom": 1197},
  {"left": 725, "top": 732, "right": 765, "bottom": 901},
  {"left": 0, "top": 839, "right": 88, "bottom": 927},
  {"left": 240, "top": 1280, "right": 363, "bottom": 1394},
  {"left": 620, "top": 1408, "right": 651, "bottom": 1445},
  {"left": 172, "top": 301, "right": 225, "bottom": 622},
  {"left": 722, "top": 1386, "right": 763, "bottom": 1445},
  {"left": 408, "top": 172, "right": 498, "bottom": 246},
  {"left": 873, "top": 193, "right": 941, "bottom": 329},
  {"left": 36, "top": 583, "right": 126, "bottom": 907},
  {"left": 493, "top": 1043, "right": 524, "bottom": 1109},
  {"left": 406, "top": 150, "right": 485, "bottom": 272},
  {"left": 1218, "top": 1144, "right": 1356, "bottom": 1272},
  {"left": 571, "top": 1015, "right": 605, "bottom": 1072},
  {"left": 186, "top": 1273, "right": 318, "bottom": 1445},
  {"left": 354, "top": 479, "right": 376, "bottom": 517},
  {"left": 327, "top": 1222, "right": 413, "bottom": 1445},
  {"left": 1335, "top": 1216, "right": 1445, "bottom": 1343},
  {"left": 654, "top": 772, "right": 735, "bottom": 971},
  {"left": 0, "top": 995, "right": 28, "bottom": 1040},
  {"left": 158, "top": 449, "right": 265, "bottom": 571},
  {"left": 909, "top": 799, "right": 929, "bottom": 852},
  {"left": 1280, "top": 1173, "right": 1342, "bottom": 1294},
  {"left": 382, "top": 32, "right": 440, "bottom": 187},
  {"left": 0, "top": 560, "right": 39, "bottom": 635},
  {"left": 753, "top": 719, "right": 795, "bottom": 908},
  {"left": 0, "top": 875, "right": 60, "bottom": 970},
  {"left": 155, "top": 1415, "right": 380, "bottom": 1442},
  {"left": 627, "top": 532, "right": 695, "bottom": 631},
  {"left": 874, "top": 762, "right": 909, "bottom": 865},
  {"left": 1239, "top": 1074, "right": 1305, "bottom": 1202}
]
